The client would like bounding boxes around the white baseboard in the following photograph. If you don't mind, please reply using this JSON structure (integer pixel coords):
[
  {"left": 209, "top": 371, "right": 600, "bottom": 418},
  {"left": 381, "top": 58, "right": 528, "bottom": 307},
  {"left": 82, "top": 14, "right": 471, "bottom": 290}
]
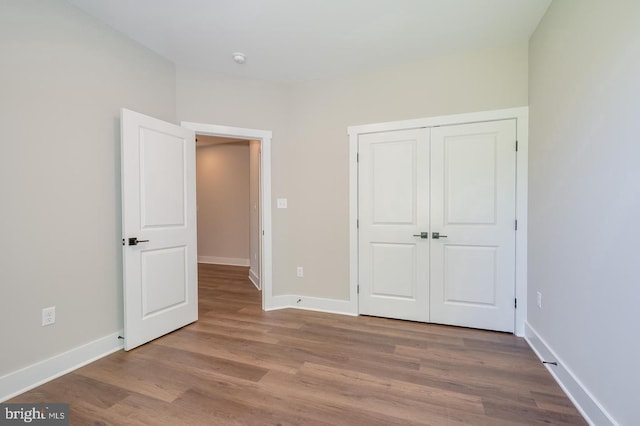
[
  {"left": 265, "top": 294, "right": 293, "bottom": 311},
  {"left": 0, "top": 331, "right": 123, "bottom": 402},
  {"left": 248, "top": 269, "right": 260, "bottom": 290},
  {"left": 524, "top": 322, "right": 617, "bottom": 426},
  {"left": 198, "top": 256, "right": 250, "bottom": 267},
  {"left": 265, "top": 294, "right": 357, "bottom": 317}
]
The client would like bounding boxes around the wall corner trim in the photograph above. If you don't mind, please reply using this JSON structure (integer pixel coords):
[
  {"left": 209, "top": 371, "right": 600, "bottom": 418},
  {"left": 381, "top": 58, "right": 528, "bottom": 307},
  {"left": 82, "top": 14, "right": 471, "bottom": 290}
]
[
  {"left": 265, "top": 295, "right": 357, "bottom": 317},
  {"left": 248, "top": 269, "right": 261, "bottom": 290},
  {"left": 0, "top": 331, "right": 124, "bottom": 402},
  {"left": 524, "top": 322, "right": 618, "bottom": 426}
]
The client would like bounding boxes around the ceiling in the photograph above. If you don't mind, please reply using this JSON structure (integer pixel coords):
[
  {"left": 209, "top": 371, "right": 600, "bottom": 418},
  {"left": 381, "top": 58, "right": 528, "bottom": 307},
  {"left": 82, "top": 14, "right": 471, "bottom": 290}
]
[{"left": 67, "top": 0, "right": 551, "bottom": 83}]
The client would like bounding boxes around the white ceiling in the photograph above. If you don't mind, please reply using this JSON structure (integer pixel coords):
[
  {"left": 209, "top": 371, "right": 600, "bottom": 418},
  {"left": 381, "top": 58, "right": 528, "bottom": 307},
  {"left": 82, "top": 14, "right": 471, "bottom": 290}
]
[{"left": 67, "top": 0, "right": 551, "bottom": 83}]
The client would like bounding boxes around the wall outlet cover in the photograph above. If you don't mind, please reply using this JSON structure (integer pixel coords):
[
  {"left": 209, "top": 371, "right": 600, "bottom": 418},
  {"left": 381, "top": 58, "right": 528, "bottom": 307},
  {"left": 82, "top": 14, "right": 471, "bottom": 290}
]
[{"left": 42, "top": 306, "right": 56, "bottom": 326}]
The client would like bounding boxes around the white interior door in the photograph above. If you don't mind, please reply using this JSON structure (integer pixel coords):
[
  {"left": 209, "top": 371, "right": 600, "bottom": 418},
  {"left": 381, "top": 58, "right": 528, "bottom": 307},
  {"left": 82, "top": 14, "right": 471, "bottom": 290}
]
[
  {"left": 358, "top": 129, "right": 430, "bottom": 322},
  {"left": 121, "top": 108, "right": 197, "bottom": 350},
  {"left": 430, "top": 120, "right": 516, "bottom": 332}
]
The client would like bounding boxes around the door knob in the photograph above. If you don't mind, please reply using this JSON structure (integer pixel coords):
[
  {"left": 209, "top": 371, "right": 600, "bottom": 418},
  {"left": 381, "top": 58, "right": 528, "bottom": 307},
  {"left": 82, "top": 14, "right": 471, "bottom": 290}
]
[
  {"left": 128, "top": 237, "right": 150, "bottom": 246},
  {"left": 432, "top": 232, "right": 447, "bottom": 239},
  {"left": 412, "top": 232, "right": 428, "bottom": 239}
]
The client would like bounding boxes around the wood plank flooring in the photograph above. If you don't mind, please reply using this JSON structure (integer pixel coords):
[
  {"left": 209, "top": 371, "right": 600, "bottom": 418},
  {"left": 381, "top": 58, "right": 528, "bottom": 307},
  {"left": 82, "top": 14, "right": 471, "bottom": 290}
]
[{"left": 10, "top": 264, "right": 586, "bottom": 425}]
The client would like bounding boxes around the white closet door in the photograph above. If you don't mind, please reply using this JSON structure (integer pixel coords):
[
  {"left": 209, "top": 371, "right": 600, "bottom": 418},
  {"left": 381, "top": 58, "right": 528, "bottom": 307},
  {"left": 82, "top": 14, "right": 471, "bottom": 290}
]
[
  {"left": 358, "top": 128, "right": 430, "bottom": 322},
  {"left": 429, "top": 120, "right": 517, "bottom": 332}
]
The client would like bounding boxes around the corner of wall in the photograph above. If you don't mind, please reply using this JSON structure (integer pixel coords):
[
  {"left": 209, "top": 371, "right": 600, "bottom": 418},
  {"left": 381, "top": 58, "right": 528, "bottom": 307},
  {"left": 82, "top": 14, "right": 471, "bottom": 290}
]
[
  {"left": 524, "top": 323, "right": 617, "bottom": 426},
  {"left": 265, "top": 294, "right": 357, "bottom": 317}
]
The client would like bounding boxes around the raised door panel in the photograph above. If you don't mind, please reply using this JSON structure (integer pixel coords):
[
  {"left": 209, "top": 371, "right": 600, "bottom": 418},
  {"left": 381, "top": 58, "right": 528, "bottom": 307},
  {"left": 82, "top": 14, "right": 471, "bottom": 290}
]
[
  {"left": 371, "top": 140, "right": 416, "bottom": 224},
  {"left": 141, "top": 247, "right": 187, "bottom": 317},
  {"left": 140, "top": 128, "right": 186, "bottom": 228}
]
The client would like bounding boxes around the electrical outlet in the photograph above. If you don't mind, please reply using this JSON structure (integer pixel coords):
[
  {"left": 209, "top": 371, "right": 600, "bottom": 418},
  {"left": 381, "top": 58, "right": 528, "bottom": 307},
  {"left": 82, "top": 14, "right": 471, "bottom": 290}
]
[
  {"left": 296, "top": 267, "right": 304, "bottom": 277},
  {"left": 42, "top": 306, "right": 56, "bottom": 326},
  {"left": 536, "top": 292, "right": 542, "bottom": 309}
]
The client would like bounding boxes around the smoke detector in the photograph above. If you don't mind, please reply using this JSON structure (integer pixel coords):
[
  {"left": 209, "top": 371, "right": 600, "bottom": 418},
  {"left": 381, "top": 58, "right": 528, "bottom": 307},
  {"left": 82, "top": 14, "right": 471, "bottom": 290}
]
[{"left": 232, "top": 52, "right": 246, "bottom": 64}]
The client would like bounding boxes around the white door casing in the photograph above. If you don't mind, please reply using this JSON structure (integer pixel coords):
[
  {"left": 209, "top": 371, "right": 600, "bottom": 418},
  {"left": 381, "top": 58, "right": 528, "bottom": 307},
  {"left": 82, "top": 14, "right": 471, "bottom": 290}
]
[
  {"left": 180, "top": 121, "right": 273, "bottom": 311},
  {"left": 121, "top": 109, "right": 198, "bottom": 351},
  {"left": 358, "top": 129, "right": 430, "bottom": 322},
  {"left": 429, "top": 120, "right": 517, "bottom": 332}
]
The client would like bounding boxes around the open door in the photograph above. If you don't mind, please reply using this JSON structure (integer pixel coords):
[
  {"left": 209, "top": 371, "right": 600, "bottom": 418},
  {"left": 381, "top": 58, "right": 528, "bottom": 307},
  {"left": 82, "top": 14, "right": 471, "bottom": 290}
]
[{"left": 121, "top": 109, "right": 197, "bottom": 350}]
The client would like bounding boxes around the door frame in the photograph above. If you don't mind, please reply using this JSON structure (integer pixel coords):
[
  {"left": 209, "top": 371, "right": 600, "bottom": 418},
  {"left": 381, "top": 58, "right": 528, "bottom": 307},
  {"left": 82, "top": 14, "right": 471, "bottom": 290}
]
[
  {"left": 181, "top": 121, "right": 273, "bottom": 311},
  {"left": 347, "top": 107, "right": 529, "bottom": 336}
]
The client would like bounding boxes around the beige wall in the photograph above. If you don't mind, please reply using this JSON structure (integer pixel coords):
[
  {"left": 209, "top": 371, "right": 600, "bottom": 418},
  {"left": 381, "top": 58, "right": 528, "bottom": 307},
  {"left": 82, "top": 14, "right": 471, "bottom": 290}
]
[
  {"left": 0, "top": 0, "right": 176, "bottom": 376},
  {"left": 177, "top": 44, "right": 528, "bottom": 299},
  {"left": 196, "top": 141, "right": 251, "bottom": 263},
  {"left": 249, "top": 141, "right": 261, "bottom": 284},
  {"left": 528, "top": 1, "right": 640, "bottom": 423}
]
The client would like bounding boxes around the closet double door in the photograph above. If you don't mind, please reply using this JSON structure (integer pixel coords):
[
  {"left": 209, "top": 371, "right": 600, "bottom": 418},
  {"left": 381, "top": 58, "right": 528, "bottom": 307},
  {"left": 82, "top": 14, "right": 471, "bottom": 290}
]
[{"left": 358, "top": 120, "right": 516, "bottom": 332}]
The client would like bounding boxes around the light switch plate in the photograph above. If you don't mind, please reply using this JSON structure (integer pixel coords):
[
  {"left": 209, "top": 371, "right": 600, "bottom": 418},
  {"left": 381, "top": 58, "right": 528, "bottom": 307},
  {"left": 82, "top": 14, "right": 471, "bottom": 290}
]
[{"left": 277, "top": 198, "right": 288, "bottom": 209}]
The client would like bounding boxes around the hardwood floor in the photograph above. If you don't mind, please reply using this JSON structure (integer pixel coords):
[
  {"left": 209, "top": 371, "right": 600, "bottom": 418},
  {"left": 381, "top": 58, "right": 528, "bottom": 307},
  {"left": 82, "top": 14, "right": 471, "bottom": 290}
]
[{"left": 10, "top": 264, "right": 586, "bottom": 425}]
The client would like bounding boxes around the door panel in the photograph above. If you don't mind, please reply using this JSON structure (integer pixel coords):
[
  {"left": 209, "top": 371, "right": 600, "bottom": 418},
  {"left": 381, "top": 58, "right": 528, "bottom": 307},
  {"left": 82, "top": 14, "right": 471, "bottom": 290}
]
[
  {"left": 371, "top": 141, "right": 416, "bottom": 224},
  {"left": 443, "top": 245, "right": 497, "bottom": 306},
  {"left": 141, "top": 247, "right": 187, "bottom": 317},
  {"left": 358, "top": 129, "right": 430, "bottom": 322},
  {"left": 140, "top": 128, "right": 186, "bottom": 227},
  {"left": 121, "top": 108, "right": 197, "bottom": 350},
  {"left": 371, "top": 243, "right": 416, "bottom": 298},
  {"left": 445, "top": 135, "right": 497, "bottom": 225},
  {"left": 430, "top": 120, "right": 516, "bottom": 332}
]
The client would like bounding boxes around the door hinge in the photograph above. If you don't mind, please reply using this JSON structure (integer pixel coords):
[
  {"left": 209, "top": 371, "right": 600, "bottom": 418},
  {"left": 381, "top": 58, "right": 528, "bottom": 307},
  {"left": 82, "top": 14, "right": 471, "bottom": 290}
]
[
  {"left": 122, "top": 238, "right": 125, "bottom": 246},
  {"left": 515, "top": 220, "right": 518, "bottom": 231},
  {"left": 515, "top": 298, "right": 517, "bottom": 309},
  {"left": 515, "top": 140, "right": 518, "bottom": 152},
  {"left": 357, "top": 152, "right": 359, "bottom": 162},
  {"left": 357, "top": 285, "right": 360, "bottom": 294},
  {"left": 357, "top": 219, "right": 359, "bottom": 228}
]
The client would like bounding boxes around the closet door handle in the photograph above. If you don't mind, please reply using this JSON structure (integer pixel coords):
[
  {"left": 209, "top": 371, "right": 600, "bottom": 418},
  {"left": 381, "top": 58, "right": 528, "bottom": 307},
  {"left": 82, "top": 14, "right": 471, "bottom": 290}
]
[
  {"left": 412, "top": 232, "right": 428, "bottom": 239},
  {"left": 432, "top": 232, "right": 447, "bottom": 239}
]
